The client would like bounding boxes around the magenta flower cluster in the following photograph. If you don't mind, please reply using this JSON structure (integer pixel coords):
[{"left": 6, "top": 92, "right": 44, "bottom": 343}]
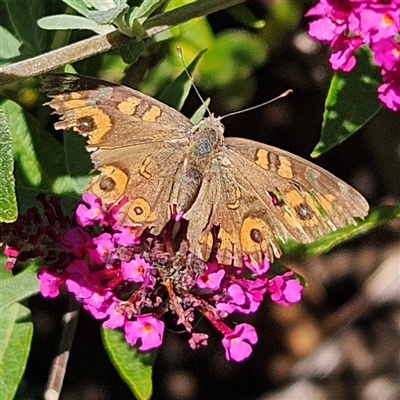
[
  {"left": 307, "top": 0, "right": 400, "bottom": 110},
  {"left": 35, "top": 193, "right": 303, "bottom": 362}
]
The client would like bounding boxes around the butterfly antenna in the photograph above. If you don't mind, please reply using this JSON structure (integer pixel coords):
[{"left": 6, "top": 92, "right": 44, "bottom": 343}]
[
  {"left": 177, "top": 47, "right": 212, "bottom": 116},
  {"left": 220, "top": 89, "right": 293, "bottom": 121}
]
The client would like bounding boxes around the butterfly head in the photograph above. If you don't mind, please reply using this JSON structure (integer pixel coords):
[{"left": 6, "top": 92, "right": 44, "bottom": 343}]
[{"left": 193, "top": 114, "right": 224, "bottom": 136}]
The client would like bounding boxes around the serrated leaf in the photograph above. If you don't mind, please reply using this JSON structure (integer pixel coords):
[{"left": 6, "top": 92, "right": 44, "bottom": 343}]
[
  {"left": 159, "top": 49, "right": 206, "bottom": 111},
  {"left": 37, "top": 15, "right": 114, "bottom": 34},
  {"left": 102, "top": 328, "right": 155, "bottom": 400},
  {"left": 0, "top": 302, "right": 33, "bottom": 400},
  {"left": 0, "top": 25, "right": 21, "bottom": 64},
  {"left": 312, "top": 46, "right": 381, "bottom": 157},
  {"left": 284, "top": 205, "right": 400, "bottom": 257},
  {"left": 0, "top": 110, "right": 17, "bottom": 223},
  {"left": 0, "top": 262, "right": 39, "bottom": 311}
]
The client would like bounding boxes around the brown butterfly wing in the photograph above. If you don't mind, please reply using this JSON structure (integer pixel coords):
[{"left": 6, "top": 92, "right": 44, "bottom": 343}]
[
  {"left": 44, "top": 73, "right": 193, "bottom": 234},
  {"left": 43, "top": 73, "right": 192, "bottom": 145},
  {"left": 186, "top": 137, "right": 369, "bottom": 266}
]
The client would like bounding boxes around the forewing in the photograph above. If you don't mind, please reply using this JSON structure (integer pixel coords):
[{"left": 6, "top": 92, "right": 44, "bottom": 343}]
[
  {"left": 43, "top": 73, "right": 192, "bottom": 233},
  {"left": 42, "top": 73, "right": 193, "bottom": 148}
]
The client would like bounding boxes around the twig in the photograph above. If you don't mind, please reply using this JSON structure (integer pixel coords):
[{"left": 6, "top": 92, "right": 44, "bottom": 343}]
[
  {"left": 44, "top": 296, "right": 80, "bottom": 400},
  {"left": 0, "top": 0, "right": 244, "bottom": 86}
]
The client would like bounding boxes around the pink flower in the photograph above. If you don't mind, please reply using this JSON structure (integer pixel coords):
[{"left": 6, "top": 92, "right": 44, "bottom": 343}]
[
  {"left": 216, "top": 283, "right": 246, "bottom": 314},
  {"left": 378, "top": 72, "right": 400, "bottom": 110},
  {"left": 307, "top": 0, "right": 363, "bottom": 71},
  {"left": 9, "top": 192, "right": 307, "bottom": 363},
  {"left": 372, "top": 37, "right": 400, "bottom": 70},
  {"left": 222, "top": 323, "right": 258, "bottom": 362},
  {"left": 196, "top": 269, "right": 225, "bottom": 290},
  {"left": 359, "top": 8, "right": 400, "bottom": 43},
  {"left": 329, "top": 35, "right": 363, "bottom": 71},
  {"left": 4, "top": 245, "right": 19, "bottom": 269},
  {"left": 4, "top": 245, "right": 18, "bottom": 258},
  {"left": 113, "top": 226, "right": 140, "bottom": 246},
  {"left": 306, "top": 0, "right": 400, "bottom": 110},
  {"left": 87, "top": 233, "right": 115, "bottom": 264},
  {"left": 62, "top": 227, "right": 91, "bottom": 257},
  {"left": 102, "top": 301, "right": 126, "bottom": 328},
  {"left": 65, "top": 259, "right": 100, "bottom": 299},
  {"left": 38, "top": 265, "right": 65, "bottom": 298},
  {"left": 125, "top": 315, "right": 165, "bottom": 351},
  {"left": 83, "top": 291, "right": 113, "bottom": 320},
  {"left": 76, "top": 193, "right": 104, "bottom": 226},
  {"left": 268, "top": 271, "right": 303, "bottom": 306},
  {"left": 121, "top": 254, "right": 151, "bottom": 283},
  {"left": 188, "top": 332, "right": 209, "bottom": 349},
  {"left": 243, "top": 256, "right": 270, "bottom": 275},
  {"left": 238, "top": 278, "right": 268, "bottom": 313}
]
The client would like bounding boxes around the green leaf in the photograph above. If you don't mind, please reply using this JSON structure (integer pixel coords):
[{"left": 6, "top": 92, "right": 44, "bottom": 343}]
[
  {"left": 102, "top": 328, "right": 155, "bottom": 400},
  {"left": 284, "top": 205, "right": 400, "bottom": 257},
  {"left": 190, "top": 98, "right": 210, "bottom": 124},
  {"left": 127, "top": 0, "right": 166, "bottom": 22},
  {"left": 0, "top": 302, "right": 33, "bottom": 400},
  {"left": 88, "top": 4, "right": 128, "bottom": 25},
  {"left": 159, "top": 50, "right": 206, "bottom": 111},
  {"left": 5, "top": 0, "right": 49, "bottom": 56},
  {"left": 0, "top": 100, "right": 79, "bottom": 195},
  {"left": 0, "top": 110, "right": 18, "bottom": 223},
  {"left": 312, "top": 46, "right": 381, "bottom": 158},
  {"left": 37, "top": 15, "right": 114, "bottom": 34},
  {"left": 84, "top": 0, "right": 125, "bottom": 11},
  {"left": 63, "top": 131, "right": 92, "bottom": 194},
  {"left": 0, "top": 262, "right": 39, "bottom": 311},
  {"left": 0, "top": 25, "right": 21, "bottom": 65},
  {"left": 59, "top": 0, "right": 92, "bottom": 17},
  {"left": 120, "top": 40, "right": 145, "bottom": 64}
]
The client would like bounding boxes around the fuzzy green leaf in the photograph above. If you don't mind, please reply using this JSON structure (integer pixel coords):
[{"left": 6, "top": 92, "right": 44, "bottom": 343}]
[
  {"left": 88, "top": 4, "right": 128, "bottom": 25},
  {"left": 0, "top": 302, "right": 33, "bottom": 400},
  {"left": 38, "top": 15, "right": 114, "bottom": 34},
  {"left": 0, "top": 26, "right": 21, "bottom": 65},
  {"left": 0, "top": 100, "right": 80, "bottom": 195},
  {"left": 102, "top": 328, "right": 155, "bottom": 400},
  {"left": 0, "top": 110, "right": 17, "bottom": 222}
]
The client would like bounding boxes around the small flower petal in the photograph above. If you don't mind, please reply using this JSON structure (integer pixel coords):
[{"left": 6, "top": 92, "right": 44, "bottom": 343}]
[
  {"left": 125, "top": 315, "right": 164, "bottom": 351},
  {"left": 222, "top": 323, "right": 258, "bottom": 362}
]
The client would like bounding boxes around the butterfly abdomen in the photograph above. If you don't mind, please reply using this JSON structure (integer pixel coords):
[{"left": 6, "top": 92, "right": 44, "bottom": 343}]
[{"left": 176, "top": 117, "right": 224, "bottom": 212}]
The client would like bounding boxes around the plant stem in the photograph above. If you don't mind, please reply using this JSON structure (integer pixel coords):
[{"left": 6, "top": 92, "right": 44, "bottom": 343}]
[
  {"left": 44, "top": 296, "right": 80, "bottom": 400},
  {"left": 0, "top": 0, "right": 244, "bottom": 86}
]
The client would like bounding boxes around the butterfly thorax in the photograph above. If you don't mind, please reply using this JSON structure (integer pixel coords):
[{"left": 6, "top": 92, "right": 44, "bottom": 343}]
[{"left": 177, "top": 115, "right": 224, "bottom": 211}]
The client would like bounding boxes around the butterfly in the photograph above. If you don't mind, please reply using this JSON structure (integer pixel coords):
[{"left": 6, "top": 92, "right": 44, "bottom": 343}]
[{"left": 43, "top": 73, "right": 369, "bottom": 267}]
